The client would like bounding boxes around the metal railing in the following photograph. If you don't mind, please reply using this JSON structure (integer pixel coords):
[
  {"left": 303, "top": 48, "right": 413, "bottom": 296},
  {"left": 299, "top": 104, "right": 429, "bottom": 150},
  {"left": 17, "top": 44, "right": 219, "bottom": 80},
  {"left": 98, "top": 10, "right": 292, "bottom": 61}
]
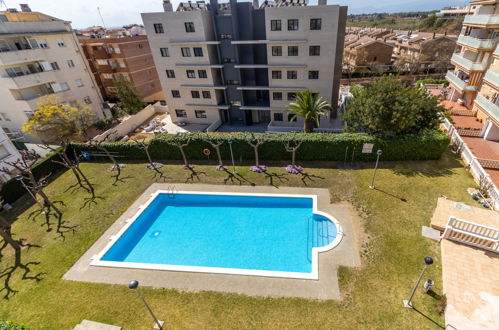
[
  {"left": 441, "top": 115, "right": 499, "bottom": 210},
  {"left": 443, "top": 216, "right": 499, "bottom": 253}
]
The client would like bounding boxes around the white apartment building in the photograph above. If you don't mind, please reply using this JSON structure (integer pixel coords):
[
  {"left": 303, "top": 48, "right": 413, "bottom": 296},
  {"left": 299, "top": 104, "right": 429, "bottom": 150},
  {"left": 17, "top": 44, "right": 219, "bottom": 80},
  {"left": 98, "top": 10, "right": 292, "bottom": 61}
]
[
  {"left": 0, "top": 6, "right": 107, "bottom": 141},
  {"left": 0, "top": 126, "right": 21, "bottom": 182},
  {"left": 142, "top": 0, "right": 347, "bottom": 132}
]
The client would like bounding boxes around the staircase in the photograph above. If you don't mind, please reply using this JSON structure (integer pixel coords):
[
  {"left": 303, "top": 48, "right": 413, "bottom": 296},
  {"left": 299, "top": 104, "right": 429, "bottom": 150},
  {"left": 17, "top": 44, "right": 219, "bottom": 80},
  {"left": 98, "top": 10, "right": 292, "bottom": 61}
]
[{"left": 443, "top": 217, "right": 499, "bottom": 253}]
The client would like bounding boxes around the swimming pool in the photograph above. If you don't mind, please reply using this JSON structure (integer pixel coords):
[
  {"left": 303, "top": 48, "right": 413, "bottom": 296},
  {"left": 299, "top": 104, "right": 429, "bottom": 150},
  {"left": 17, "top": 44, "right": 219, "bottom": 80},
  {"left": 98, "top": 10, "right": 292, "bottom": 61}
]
[{"left": 91, "top": 191, "right": 343, "bottom": 279}]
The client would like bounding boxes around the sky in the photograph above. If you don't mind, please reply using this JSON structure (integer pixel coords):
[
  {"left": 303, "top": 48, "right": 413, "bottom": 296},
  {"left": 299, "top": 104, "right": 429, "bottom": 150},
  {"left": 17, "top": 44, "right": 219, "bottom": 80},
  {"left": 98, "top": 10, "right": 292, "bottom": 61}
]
[{"left": 5, "top": 0, "right": 469, "bottom": 29}]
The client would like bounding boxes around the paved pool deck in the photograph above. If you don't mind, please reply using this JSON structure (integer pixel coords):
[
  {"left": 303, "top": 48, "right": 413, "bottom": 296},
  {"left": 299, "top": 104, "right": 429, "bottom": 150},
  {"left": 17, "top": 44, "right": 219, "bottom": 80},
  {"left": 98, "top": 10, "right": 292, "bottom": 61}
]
[{"left": 63, "top": 184, "right": 361, "bottom": 300}]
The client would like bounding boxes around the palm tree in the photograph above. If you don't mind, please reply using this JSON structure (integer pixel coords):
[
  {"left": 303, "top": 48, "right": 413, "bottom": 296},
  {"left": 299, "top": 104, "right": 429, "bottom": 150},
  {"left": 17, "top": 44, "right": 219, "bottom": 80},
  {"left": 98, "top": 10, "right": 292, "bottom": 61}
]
[{"left": 287, "top": 90, "right": 331, "bottom": 133}]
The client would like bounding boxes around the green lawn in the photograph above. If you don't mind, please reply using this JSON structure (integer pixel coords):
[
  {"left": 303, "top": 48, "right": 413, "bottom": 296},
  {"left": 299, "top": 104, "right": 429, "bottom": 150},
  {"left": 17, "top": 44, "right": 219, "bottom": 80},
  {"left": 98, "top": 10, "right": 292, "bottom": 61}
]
[{"left": 0, "top": 151, "right": 476, "bottom": 329}]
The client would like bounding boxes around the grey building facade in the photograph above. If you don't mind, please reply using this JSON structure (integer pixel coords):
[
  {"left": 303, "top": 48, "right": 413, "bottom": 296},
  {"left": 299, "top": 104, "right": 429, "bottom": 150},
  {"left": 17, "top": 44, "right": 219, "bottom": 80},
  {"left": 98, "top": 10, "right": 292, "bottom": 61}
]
[{"left": 142, "top": 0, "right": 347, "bottom": 131}]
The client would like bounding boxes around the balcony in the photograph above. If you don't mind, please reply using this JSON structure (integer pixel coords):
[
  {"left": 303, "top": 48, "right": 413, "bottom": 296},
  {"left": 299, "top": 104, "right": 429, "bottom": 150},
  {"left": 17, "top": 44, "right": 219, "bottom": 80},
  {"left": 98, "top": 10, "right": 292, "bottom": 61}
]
[
  {"left": 4, "top": 71, "right": 58, "bottom": 89},
  {"left": 464, "top": 15, "right": 499, "bottom": 27},
  {"left": 484, "top": 70, "right": 499, "bottom": 87},
  {"left": 457, "top": 35, "right": 496, "bottom": 50},
  {"left": 451, "top": 53, "right": 487, "bottom": 72},
  {"left": 0, "top": 48, "right": 46, "bottom": 66},
  {"left": 445, "top": 71, "right": 479, "bottom": 92},
  {"left": 474, "top": 93, "right": 499, "bottom": 125}
]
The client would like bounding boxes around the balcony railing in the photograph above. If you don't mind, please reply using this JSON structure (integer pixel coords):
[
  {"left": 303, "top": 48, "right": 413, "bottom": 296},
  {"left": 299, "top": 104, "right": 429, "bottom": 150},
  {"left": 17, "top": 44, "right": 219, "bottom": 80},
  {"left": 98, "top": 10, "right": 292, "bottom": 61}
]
[
  {"left": 483, "top": 70, "right": 499, "bottom": 87},
  {"left": 474, "top": 93, "right": 499, "bottom": 124},
  {"left": 0, "top": 47, "right": 46, "bottom": 66},
  {"left": 457, "top": 35, "right": 496, "bottom": 50},
  {"left": 451, "top": 53, "right": 487, "bottom": 71},
  {"left": 445, "top": 71, "right": 479, "bottom": 92},
  {"left": 464, "top": 15, "right": 499, "bottom": 26}
]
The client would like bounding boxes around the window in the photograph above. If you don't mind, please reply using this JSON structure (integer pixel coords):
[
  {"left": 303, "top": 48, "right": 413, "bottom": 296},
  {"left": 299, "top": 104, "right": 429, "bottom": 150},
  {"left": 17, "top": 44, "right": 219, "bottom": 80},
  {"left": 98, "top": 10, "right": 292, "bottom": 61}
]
[
  {"left": 83, "top": 96, "right": 92, "bottom": 104},
  {"left": 288, "top": 19, "right": 299, "bottom": 31},
  {"left": 193, "top": 47, "right": 203, "bottom": 57},
  {"left": 0, "top": 145, "right": 10, "bottom": 160},
  {"left": 271, "top": 19, "right": 281, "bottom": 31},
  {"left": 273, "top": 92, "right": 282, "bottom": 100},
  {"left": 198, "top": 70, "right": 207, "bottom": 78},
  {"left": 97, "top": 59, "right": 108, "bottom": 66},
  {"left": 273, "top": 113, "right": 283, "bottom": 121},
  {"left": 67, "top": 59, "right": 75, "bottom": 68},
  {"left": 36, "top": 39, "right": 48, "bottom": 48},
  {"left": 186, "top": 70, "right": 196, "bottom": 78},
  {"left": 114, "top": 47, "right": 121, "bottom": 54},
  {"left": 160, "top": 47, "right": 170, "bottom": 57},
  {"left": 310, "top": 18, "right": 321, "bottom": 30},
  {"left": 108, "top": 87, "right": 118, "bottom": 93},
  {"left": 288, "top": 46, "right": 298, "bottom": 56},
  {"left": 287, "top": 70, "right": 297, "bottom": 79},
  {"left": 118, "top": 60, "right": 126, "bottom": 68},
  {"left": 138, "top": 44, "right": 143, "bottom": 49},
  {"left": 227, "top": 80, "right": 239, "bottom": 85},
  {"left": 153, "top": 23, "right": 164, "bottom": 33},
  {"left": 272, "top": 70, "right": 282, "bottom": 79},
  {"left": 75, "top": 78, "right": 84, "bottom": 87},
  {"left": 50, "top": 62, "right": 60, "bottom": 70},
  {"left": 166, "top": 70, "right": 175, "bottom": 78},
  {"left": 103, "top": 73, "right": 113, "bottom": 79},
  {"left": 191, "top": 91, "right": 200, "bottom": 98},
  {"left": 288, "top": 113, "right": 297, "bottom": 122},
  {"left": 195, "top": 110, "right": 207, "bottom": 118},
  {"left": 176, "top": 109, "right": 187, "bottom": 118},
  {"left": 185, "top": 22, "right": 195, "bottom": 33},
  {"left": 272, "top": 46, "right": 282, "bottom": 56},
  {"left": 220, "top": 34, "right": 232, "bottom": 39},
  {"left": 287, "top": 92, "right": 296, "bottom": 101},
  {"left": 309, "top": 46, "right": 320, "bottom": 56},
  {"left": 202, "top": 91, "right": 211, "bottom": 99},
  {"left": 181, "top": 47, "right": 191, "bottom": 57},
  {"left": 56, "top": 38, "right": 65, "bottom": 47},
  {"left": 309, "top": 71, "right": 319, "bottom": 79},
  {"left": 223, "top": 58, "right": 236, "bottom": 63},
  {"left": 172, "top": 90, "right": 181, "bottom": 98}
]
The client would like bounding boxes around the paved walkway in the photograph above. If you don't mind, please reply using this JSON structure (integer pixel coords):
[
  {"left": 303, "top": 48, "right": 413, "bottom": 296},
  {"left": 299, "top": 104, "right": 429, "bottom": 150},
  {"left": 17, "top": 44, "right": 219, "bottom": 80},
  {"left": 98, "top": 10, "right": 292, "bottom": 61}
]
[
  {"left": 430, "top": 198, "right": 499, "bottom": 329},
  {"left": 64, "top": 184, "right": 361, "bottom": 300}
]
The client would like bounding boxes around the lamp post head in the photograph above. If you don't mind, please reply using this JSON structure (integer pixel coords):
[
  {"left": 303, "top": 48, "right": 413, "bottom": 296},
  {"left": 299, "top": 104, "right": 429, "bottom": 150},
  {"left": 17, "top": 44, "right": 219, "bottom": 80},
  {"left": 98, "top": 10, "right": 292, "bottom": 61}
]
[
  {"left": 377, "top": 149, "right": 382, "bottom": 156},
  {"left": 15, "top": 175, "right": 23, "bottom": 181},
  {"left": 424, "top": 257, "right": 433, "bottom": 265},
  {"left": 128, "top": 280, "right": 139, "bottom": 289},
  {"left": 228, "top": 139, "right": 232, "bottom": 144}
]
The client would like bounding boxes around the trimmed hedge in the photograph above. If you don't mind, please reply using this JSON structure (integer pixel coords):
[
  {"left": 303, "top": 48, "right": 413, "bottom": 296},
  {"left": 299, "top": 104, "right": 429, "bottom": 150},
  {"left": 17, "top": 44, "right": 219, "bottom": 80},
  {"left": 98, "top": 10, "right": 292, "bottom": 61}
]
[
  {"left": 0, "top": 320, "right": 29, "bottom": 330},
  {"left": 0, "top": 151, "right": 67, "bottom": 205},
  {"left": 70, "top": 130, "right": 449, "bottom": 163}
]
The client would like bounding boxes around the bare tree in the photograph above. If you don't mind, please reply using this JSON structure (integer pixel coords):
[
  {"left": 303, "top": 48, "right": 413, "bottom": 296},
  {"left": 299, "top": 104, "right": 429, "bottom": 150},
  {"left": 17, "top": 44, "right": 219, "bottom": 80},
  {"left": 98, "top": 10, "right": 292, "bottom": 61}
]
[
  {"left": 131, "top": 138, "right": 165, "bottom": 179},
  {"left": 202, "top": 137, "right": 226, "bottom": 170},
  {"left": 283, "top": 140, "right": 303, "bottom": 174},
  {"left": 90, "top": 131, "right": 128, "bottom": 185},
  {"left": 247, "top": 134, "right": 266, "bottom": 172},
  {"left": 166, "top": 134, "right": 192, "bottom": 169}
]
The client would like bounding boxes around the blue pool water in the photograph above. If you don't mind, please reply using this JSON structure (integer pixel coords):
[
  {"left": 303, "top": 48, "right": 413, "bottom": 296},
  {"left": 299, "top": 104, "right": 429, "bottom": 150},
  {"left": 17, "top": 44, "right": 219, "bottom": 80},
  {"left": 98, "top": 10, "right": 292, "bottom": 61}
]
[{"left": 101, "top": 193, "right": 337, "bottom": 274}]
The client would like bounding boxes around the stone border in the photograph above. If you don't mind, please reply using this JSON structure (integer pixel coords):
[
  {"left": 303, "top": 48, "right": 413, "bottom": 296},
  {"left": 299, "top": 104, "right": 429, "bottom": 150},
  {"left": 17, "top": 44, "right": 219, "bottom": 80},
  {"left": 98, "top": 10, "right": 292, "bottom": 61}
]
[{"left": 63, "top": 184, "right": 361, "bottom": 300}]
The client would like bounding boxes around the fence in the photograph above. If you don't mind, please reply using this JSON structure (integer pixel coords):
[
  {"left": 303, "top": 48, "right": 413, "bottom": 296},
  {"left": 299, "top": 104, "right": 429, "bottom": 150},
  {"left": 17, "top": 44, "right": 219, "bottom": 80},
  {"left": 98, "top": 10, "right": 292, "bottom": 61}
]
[
  {"left": 441, "top": 115, "right": 499, "bottom": 210},
  {"left": 443, "top": 216, "right": 499, "bottom": 253}
]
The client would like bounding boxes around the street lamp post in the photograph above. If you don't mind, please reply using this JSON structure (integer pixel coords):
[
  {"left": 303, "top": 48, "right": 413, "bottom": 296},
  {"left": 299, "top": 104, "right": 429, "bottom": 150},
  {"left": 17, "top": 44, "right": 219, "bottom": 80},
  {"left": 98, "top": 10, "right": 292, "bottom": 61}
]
[
  {"left": 228, "top": 139, "right": 236, "bottom": 174},
  {"left": 15, "top": 174, "right": 42, "bottom": 207},
  {"left": 369, "top": 149, "right": 383, "bottom": 189},
  {"left": 129, "top": 280, "right": 164, "bottom": 329},
  {"left": 403, "top": 257, "right": 434, "bottom": 308}
]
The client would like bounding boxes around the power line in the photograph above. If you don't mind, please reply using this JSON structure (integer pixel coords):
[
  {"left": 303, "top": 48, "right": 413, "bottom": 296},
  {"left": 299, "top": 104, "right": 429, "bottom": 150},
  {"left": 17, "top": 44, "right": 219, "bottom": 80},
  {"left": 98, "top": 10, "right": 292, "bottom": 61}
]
[{"left": 97, "top": 7, "right": 106, "bottom": 29}]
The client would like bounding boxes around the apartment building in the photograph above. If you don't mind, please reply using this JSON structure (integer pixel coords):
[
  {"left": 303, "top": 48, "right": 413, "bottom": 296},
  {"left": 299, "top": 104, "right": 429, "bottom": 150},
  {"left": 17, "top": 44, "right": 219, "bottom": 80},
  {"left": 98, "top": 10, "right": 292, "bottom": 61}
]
[
  {"left": 0, "top": 6, "right": 107, "bottom": 141},
  {"left": 80, "top": 36, "right": 163, "bottom": 102},
  {"left": 393, "top": 32, "right": 457, "bottom": 72},
  {"left": 343, "top": 36, "right": 394, "bottom": 71},
  {"left": 0, "top": 126, "right": 21, "bottom": 182},
  {"left": 142, "top": 0, "right": 347, "bottom": 131},
  {"left": 437, "top": 5, "right": 477, "bottom": 18}
]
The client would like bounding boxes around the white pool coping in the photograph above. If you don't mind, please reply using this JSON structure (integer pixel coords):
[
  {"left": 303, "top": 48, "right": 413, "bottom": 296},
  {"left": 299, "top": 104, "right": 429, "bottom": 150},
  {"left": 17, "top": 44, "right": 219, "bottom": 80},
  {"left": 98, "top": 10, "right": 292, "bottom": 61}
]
[{"left": 90, "top": 190, "right": 344, "bottom": 280}]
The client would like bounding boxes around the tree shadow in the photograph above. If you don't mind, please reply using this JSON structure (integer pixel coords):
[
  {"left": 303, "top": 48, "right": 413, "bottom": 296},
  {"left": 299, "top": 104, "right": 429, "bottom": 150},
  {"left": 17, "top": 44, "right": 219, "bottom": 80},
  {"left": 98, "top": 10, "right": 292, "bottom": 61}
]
[
  {"left": 185, "top": 167, "right": 207, "bottom": 183},
  {"left": 222, "top": 170, "right": 255, "bottom": 186},
  {"left": 411, "top": 306, "right": 445, "bottom": 329},
  {"left": 373, "top": 187, "right": 408, "bottom": 202},
  {"left": 298, "top": 171, "right": 325, "bottom": 186},
  {"left": 80, "top": 195, "right": 105, "bottom": 210},
  {"left": 263, "top": 172, "right": 289, "bottom": 188},
  {"left": 0, "top": 243, "right": 44, "bottom": 300},
  {"left": 27, "top": 203, "right": 77, "bottom": 241}
]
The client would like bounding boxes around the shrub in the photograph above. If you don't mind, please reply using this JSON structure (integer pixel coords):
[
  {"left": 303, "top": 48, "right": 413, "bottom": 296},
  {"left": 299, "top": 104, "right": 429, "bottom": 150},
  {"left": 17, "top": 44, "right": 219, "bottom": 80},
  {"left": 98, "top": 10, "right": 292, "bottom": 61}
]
[
  {"left": 0, "top": 320, "right": 29, "bottom": 330},
  {"left": 70, "top": 130, "right": 449, "bottom": 163},
  {"left": 93, "top": 117, "right": 118, "bottom": 131},
  {"left": 416, "top": 78, "right": 449, "bottom": 88}
]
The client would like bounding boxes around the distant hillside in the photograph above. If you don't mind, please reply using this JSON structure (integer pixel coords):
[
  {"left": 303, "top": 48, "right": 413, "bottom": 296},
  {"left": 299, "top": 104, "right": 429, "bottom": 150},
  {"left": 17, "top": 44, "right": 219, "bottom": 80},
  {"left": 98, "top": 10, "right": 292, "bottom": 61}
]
[{"left": 347, "top": 12, "right": 463, "bottom": 34}]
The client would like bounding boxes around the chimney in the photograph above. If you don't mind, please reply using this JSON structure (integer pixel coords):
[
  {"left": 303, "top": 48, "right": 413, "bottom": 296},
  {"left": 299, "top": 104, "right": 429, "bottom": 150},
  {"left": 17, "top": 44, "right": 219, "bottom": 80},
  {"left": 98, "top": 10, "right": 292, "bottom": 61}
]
[
  {"left": 163, "top": 0, "right": 173, "bottom": 11},
  {"left": 318, "top": 0, "right": 326, "bottom": 5},
  {"left": 20, "top": 4, "right": 31, "bottom": 12},
  {"left": 253, "top": 0, "right": 259, "bottom": 8}
]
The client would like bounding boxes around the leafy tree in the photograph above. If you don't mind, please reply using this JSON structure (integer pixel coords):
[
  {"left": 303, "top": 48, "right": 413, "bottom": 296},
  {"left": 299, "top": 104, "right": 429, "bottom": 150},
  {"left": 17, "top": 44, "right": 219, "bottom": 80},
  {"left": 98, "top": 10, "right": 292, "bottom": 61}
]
[
  {"left": 287, "top": 90, "right": 331, "bottom": 133},
  {"left": 344, "top": 77, "right": 442, "bottom": 135},
  {"left": 114, "top": 76, "right": 144, "bottom": 115}
]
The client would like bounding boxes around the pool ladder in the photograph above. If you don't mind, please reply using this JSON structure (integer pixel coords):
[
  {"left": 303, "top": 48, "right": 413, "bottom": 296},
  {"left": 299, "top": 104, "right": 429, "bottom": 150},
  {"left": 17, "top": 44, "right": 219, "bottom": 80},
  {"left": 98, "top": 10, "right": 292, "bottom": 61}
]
[
  {"left": 167, "top": 185, "right": 177, "bottom": 199},
  {"left": 306, "top": 216, "right": 332, "bottom": 262}
]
